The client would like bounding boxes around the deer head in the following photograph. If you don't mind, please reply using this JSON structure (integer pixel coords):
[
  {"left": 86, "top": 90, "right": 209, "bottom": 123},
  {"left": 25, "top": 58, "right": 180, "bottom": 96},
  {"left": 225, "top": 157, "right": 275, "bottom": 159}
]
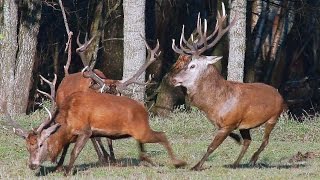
[
  {"left": 170, "top": 3, "right": 236, "bottom": 89},
  {"left": 25, "top": 123, "right": 60, "bottom": 170},
  {"left": 3, "top": 75, "right": 60, "bottom": 170}
]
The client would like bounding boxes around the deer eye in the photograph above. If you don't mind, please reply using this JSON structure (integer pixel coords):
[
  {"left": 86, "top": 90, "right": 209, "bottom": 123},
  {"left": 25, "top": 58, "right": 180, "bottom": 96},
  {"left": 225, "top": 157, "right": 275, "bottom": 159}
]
[{"left": 190, "top": 64, "right": 196, "bottom": 69}]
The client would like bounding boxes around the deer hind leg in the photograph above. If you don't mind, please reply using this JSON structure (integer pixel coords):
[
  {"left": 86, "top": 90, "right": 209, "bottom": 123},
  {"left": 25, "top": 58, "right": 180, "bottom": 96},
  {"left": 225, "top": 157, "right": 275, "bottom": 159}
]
[
  {"left": 233, "top": 129, "right": 252, "bottom": 167},
  {"left": 138, "top": 142, "right": 156, "bottom": 166},
  {"left": 249, "top": 116, "right": 278, "bottom": 166},
  {"left": 137, "top": 130, "right": 186, "bottom": 168},
  {"left": 55, "top": 143, "right": 70, "bottom": 172},
  {"left": 91, "top": 138, "right": 109, "bottom": 163},
  {"left": 229, "top": 132, "right": 242, "bottom": 145},
  {"left": 191, "top": 128, "right": 232, "bottom": 171},
  {"left": 106, "top": 138, "right": 116, "bottom": 162},
  {"left": 65, "top": 133, "right": 91, "bottom": 176}
]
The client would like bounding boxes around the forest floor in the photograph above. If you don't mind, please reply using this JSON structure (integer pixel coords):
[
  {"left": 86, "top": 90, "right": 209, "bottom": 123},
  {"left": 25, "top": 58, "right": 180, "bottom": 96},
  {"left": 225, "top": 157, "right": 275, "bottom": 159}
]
[{"left": 1, "top": 108, "right": 320, "bottom": 179}]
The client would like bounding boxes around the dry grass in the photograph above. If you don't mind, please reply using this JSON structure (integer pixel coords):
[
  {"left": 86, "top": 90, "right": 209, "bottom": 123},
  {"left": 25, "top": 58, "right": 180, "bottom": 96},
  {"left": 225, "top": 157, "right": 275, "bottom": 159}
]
[{"left": 1, "top": 108, "right": 320, "bottom": 179}]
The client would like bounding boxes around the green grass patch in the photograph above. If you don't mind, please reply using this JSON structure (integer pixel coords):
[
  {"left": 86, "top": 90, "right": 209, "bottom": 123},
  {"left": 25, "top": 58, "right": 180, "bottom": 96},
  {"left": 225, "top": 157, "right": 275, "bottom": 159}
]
[{"left": 1, "top": 109, "right": 320, "bottom": 179}]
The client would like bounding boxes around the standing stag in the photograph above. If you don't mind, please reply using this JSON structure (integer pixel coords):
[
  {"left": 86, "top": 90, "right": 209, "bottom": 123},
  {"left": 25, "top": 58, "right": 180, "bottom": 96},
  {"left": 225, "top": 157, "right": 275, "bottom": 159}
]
[{"left": 169, "top": 3, "right": 285, "bottom": 170}]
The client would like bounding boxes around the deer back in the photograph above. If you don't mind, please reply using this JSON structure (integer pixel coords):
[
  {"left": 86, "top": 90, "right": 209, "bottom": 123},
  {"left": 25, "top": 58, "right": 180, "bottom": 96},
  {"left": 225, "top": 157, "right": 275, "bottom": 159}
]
[
  {"left": 57, "top": 91, "right": 150, "bottom": 137},
  {"left": 56, "top": 69, "right": 107, "bottom": 107}
]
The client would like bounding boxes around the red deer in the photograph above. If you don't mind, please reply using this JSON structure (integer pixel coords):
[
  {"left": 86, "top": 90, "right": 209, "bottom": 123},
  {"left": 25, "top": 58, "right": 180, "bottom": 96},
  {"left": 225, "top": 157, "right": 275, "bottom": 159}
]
[
  {"left": 3, "top": 36, "right": 184, "bottom": 175},
  {"left": 53, "top": 34, "right": 160, "bottom": 164},
  {"left": 5, "top": 81, "right": 186, "bottom": 176},
  {"left": 168, "top": 3, "right": 285, "bottom": 170},
  {"left": 56, "top": 70, "right": 116, "bottom": 164}
]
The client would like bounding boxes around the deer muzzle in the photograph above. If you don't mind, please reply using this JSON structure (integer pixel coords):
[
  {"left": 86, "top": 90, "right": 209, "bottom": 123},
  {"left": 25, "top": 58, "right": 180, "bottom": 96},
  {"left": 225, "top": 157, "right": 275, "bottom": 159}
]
[{"left": 29, "top": 163, "right": 39, "bottom": 170}]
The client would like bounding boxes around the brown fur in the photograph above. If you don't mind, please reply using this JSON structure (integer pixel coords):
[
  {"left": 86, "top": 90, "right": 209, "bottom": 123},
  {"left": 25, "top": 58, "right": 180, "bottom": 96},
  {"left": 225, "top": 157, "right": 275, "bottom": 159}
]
[
  {"left": 51, "top": 92, "right": 186, "bottom": 175},
  {"left": 170, "top": 55, "right": 192, "bottom": 74},
  {"left": 56, "top": 69, "right": 116, "bottom": 165},
  {"left": 169, "top": 57, "right": 285, "bottom": 170},
  {"left": 56, "top": 69, "right": 106, "bottom": 106}
]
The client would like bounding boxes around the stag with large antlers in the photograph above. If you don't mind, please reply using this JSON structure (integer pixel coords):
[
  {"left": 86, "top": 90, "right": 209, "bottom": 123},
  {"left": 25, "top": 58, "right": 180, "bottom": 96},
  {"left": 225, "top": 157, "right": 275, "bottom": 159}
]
[{"left": 168, "top": 3, "right": 285, "bottom": 170}]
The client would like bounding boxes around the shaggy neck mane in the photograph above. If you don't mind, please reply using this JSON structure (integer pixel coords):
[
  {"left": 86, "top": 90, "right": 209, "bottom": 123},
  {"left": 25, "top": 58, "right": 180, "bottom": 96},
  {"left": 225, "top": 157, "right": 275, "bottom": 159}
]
[{"left": 188, "top": 65, "right": 234, "bottom": 111}]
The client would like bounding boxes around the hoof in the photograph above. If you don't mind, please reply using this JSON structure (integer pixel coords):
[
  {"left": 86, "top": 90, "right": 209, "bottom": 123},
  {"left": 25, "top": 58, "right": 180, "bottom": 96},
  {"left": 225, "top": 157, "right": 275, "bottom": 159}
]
[
  {"left": 190, "top": 165, "right": 203, "bottom": 171},
  {"left": 231, "top": 163, "right": 239, "bottom": 169},
  {"left": 54, "top": 166, "right": 64, "bottom": 172},
  {"left": 248, "top": 161, "right": 256, "bottom": 167},
  {"left": 173, "top": 159, "right": 187, "bottom": 168}
]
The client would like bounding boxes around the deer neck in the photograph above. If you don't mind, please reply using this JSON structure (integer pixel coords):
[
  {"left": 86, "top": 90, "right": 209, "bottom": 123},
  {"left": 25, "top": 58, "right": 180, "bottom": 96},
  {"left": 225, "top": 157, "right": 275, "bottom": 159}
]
[
  {"left": 188, "top": 66, "right": 232, "bottom": 111},
  {"left": 46, "top": 126, "right": 70, "bottom": 163}
]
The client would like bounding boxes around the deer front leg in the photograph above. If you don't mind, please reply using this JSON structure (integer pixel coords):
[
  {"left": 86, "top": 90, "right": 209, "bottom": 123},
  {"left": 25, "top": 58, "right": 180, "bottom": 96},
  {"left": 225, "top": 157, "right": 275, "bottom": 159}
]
[
  {"left": 54, "top": 144, "right": 70, "bottom": 172},
  {"left": 64, "top": 133, "right": 91, "bottom": 176},
  {"left": 191, "top": 128, "right": 232, "bottom": 171}
]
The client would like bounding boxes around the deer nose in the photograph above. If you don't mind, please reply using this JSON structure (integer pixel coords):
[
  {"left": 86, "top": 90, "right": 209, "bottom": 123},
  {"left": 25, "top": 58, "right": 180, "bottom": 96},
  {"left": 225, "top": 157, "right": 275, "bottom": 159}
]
[
  {"left": 29, "top": 163, "right": 39, "bottom": 170},
  {"left": 171, "top": 79, "right": 177, "bottom": 85}
]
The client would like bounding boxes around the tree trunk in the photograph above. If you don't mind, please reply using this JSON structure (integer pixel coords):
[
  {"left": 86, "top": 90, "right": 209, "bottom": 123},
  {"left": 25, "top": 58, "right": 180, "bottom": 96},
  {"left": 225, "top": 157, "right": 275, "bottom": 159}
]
[
  {"left": 0, "top": 0, "right": 3, "bottom": 27},
  {"left": 123, "top": 0, "right": 146, "bottom": 101},
  {"left": 98, "top": 0, "right": 123, "bottom": 80},
  {"left": 227, "top": 0, "right": 246, "bottom": 82},
  {"left": 0, "top": 0, "right": 18, "bottom": 114},
  {"left": 0, "top": 0, "right": 41, "bottom": 115},
  {"left": 150, "top": 75, "right": 186, "bottom": 116},
  {"left": 87, "top": 0, "right": 105, "bottom": 69}
]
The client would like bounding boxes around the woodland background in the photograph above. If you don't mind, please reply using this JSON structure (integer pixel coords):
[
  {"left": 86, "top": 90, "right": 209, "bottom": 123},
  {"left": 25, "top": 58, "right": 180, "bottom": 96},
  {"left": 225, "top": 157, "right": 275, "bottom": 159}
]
[{"left": 0, "top": 0, "right": 319, "bottom": 119}]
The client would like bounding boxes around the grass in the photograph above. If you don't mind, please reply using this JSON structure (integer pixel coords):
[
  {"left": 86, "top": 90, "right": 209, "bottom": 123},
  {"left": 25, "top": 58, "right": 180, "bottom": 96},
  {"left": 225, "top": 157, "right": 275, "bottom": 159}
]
[{"left": 1, "top": 108, "right": 320, "bottom": 179}]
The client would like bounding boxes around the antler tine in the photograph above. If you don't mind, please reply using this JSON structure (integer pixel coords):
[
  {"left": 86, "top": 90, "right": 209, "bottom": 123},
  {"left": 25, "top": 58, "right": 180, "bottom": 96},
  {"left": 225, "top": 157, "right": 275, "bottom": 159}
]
[
  {"left": 180, "top": 25, "right": 197, "bottom": 51},
  {"left": 76, "top": 32, "right": 82, "bottom": 47},
  {"left": 194, "top": 17, "right": 208, "bottom": 55},
  {"left": 222, "top": 2, "right": 226, "bottom": 16},
  {"left": 82, "top": 67, "right": 110, "bottom": 93},
  {"left": 2, "top": 114, "right": 28, "bottom": 138},
  {"left": 85, "top": 33, "right": 89, "bottom": 42},
  {"left": 197, "top": 2, "right": 237, "bottom": 55},
  {"left": 195, "top": 13, "right": 202, "bottom": 44},
  {"left": 38, "top": 74, "right": 57, "bottom": 102},
  {"left": 172, "top": 39, "right": 187, "bottom": 55},
  {"left": 179, "top": 26, "right": 197, "bottom": 54},
  {"left": 76, "top": 32, "right": 96, "bottom": 53},
  {"left": 76, "top": 33, "right": 110, "bottom": 93},
  {"left": 36, "top": 74, "right": 57, "bottom": 133},
  {"left": 117, "top": 37, "right": 160, "bottom": 92}
]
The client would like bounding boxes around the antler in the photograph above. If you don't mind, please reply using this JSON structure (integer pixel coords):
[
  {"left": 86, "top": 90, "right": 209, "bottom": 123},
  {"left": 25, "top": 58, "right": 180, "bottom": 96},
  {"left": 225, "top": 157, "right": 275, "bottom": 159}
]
[
  {"left": 1, "top": 114, "right": 28, "bottom": 139},
  {"left": 116, "top": 37, "right": 161, "bottom": 93},
  {"left": 172, "top": 2, "right": 237, "bottom": 57},
  {"left": 76, "top": 33, "right": 110, "bottom": 93},
  {"left": 78, "top": 33, "right": 160, "bottom": 94},
  {"left": 36, "top": 74, "right": 57, "bottom": 133}
]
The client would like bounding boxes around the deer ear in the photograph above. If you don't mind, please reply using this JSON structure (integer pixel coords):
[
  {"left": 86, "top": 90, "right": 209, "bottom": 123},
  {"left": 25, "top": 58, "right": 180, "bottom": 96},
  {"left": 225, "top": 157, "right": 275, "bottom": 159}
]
[
  {"left": 205, "top": 56, "right": 223, "bottom": 65},
  {"left": 40, "top": 124, "right": 60, "bottom": 143}
]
